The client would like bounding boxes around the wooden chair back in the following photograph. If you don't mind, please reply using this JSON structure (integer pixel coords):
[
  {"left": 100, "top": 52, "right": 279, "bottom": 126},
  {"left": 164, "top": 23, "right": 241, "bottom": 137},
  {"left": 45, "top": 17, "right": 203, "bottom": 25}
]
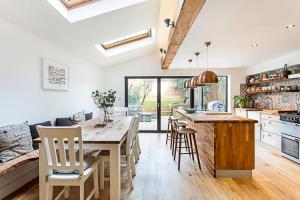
[
  {"left": 37, "top": 126, "right": 84, "bottom": 175},
  {"left": 126, "top": 116, "right": 138, "bottom": 155}
]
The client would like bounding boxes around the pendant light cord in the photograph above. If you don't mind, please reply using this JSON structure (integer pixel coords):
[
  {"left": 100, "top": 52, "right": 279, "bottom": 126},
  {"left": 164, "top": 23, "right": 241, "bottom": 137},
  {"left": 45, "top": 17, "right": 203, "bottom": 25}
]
[{"left": 206, "top": 44, "right": 209, "bottom": 71}]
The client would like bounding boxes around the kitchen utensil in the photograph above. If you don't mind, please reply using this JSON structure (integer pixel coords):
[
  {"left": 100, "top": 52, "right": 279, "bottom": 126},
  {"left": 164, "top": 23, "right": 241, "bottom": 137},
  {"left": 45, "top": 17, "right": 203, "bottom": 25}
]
[{"left": 281, "top": 64, "right": 289, "bottom": 78}]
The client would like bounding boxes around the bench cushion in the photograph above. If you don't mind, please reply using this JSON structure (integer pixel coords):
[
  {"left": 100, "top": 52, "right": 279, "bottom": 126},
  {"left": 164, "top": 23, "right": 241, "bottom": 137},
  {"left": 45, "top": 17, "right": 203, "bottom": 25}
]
[
  {"left": 85, "top": 112, "right": 93, "bottom": 121},
  {"left": 29, "top": 121, "right": 52, "bottom": 149},
  {"left": 0, "top": 149, "right": 39, "bottom": 176},
  {"left": 55, "top": 118, "right": 72, "bottom": 126},
  {"left": 0, "top": 122, "right": 34, "bottom": 163}
]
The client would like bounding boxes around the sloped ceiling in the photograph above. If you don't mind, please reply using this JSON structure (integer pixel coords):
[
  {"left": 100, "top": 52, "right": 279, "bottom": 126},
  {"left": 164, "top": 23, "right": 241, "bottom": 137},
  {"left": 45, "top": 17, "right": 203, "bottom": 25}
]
[{"left": 0, "top": 0, "right": 161, "bottom": 67}]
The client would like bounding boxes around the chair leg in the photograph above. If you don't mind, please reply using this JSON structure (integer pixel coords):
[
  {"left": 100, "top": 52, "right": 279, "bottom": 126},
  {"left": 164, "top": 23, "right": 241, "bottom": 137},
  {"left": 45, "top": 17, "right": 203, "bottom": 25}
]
[
  {"left": 192, "top": 133, "right": 202, "bottom": 171},
  {"left": 189, "top": 134, "right": 195, "bottom": 162},
  {"left": 173, "top": 132, "right": 178, "bottom": 161},
  {"left": 45, "top": 183, "right": 53, "bottom": 200},
  {"left": 93, "top": 166, "right": 99, "bottom": 199},
  {"left": 137, "top": 135, "right": 141, "bottom": 154},
  {"left": 134, "top": 142, "right": 140, "bottom": 163},
  {"left": 166, "top": 119, "right": 170, "bottom": 145},
  {"left": 64, "top": 186, "right": 70, "bottom": 199},
  {"left": 184, "top": 134, "right": 191, "bottom": 156},
  {"left": 178, "top": 134, "right": 182, "bottom": 171},
  {"left": 79, "top": 182, "right": 85, "bottom": 200},
  {"left": 127, "top": 156, "right": 134, "bottom": 190},
  {"left": 99, "top": 158, "right": 105, "bottom": 190},
  {"left": 130, "top": 153, "right": 136, "bottom": 176}
]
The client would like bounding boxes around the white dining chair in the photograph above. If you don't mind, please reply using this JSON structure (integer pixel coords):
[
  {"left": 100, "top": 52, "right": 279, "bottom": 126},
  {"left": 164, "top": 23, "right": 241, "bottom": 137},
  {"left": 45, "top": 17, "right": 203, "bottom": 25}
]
[
  {"left": 131, "top": 118, "right": 141, "bottom": 163},
  {"left": 99, "top": 116, "right": 138, "bottom": 190},
  {"left": 37, "top": 126, "right": 100, "bottom": 200}
]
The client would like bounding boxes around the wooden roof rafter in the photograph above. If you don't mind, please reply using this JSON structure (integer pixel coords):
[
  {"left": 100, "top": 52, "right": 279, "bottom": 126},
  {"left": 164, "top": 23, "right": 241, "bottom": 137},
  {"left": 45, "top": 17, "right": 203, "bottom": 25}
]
[{"left": 161, "top": 0, "right": 206, "bottom": 69}]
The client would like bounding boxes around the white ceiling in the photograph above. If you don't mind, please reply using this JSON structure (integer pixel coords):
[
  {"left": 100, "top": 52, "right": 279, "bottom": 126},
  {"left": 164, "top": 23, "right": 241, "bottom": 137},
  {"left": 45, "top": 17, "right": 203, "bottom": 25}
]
[
  {"left": 0, "top": 0, "right": 160, "bottom": 67},
  {"left": 171, "top": 0, "right": 300, "bottom": 69}
]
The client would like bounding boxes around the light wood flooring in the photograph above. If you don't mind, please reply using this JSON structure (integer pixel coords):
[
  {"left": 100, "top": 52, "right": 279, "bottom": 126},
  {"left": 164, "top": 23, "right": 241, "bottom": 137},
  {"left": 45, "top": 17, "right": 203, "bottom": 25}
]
[{"left": 4, "top": 133, "right": 300, "bottom": 200}]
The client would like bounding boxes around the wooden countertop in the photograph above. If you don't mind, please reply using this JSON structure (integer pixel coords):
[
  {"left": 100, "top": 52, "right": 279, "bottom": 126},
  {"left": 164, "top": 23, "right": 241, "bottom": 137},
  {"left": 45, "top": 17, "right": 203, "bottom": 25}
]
[
  {"left": 234, "top": 108, "right": 263, "bottom": 111},
  {"left": 176, "top": 109, "right": 257, "bottom": 123}
]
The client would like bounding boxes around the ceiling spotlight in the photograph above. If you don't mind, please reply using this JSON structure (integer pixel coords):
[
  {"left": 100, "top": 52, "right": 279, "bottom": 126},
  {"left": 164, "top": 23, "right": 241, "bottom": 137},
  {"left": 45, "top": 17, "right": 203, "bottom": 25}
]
[
  {"left": 286, "top": 24, "right": 296, "bottom": 29},
  {"left": 252, "top": 43, "right": 258, "bottom": 47},
  {"left": 164, "top": 18, "right": 175, "bottom": 28},
  {"left": 160, "top": 48, "right": 167, "bottom": 54}
]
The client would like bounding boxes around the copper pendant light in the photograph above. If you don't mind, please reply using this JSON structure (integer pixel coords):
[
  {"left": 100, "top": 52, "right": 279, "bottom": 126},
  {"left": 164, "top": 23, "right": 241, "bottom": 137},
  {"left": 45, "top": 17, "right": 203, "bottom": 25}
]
[
  {"left": 194, "top": 52, "right": 205, "bottom": 87},
  {"left": 200, "top": 42, "right": 218, "bottom": 84},
  {"left": 184, "top": 80, "right": 189, "bottom": 88}
]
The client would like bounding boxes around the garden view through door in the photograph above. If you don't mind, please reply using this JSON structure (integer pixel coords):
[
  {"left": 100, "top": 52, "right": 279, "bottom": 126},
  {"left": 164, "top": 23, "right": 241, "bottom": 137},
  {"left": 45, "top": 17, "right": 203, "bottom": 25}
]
[
  {"left": 160, "top": 78, "right": 190, "bottom": 131},
  {"left": 126, "top": 77, "right": 191, "bottom": 132},
  {"left": 127, "top": 78, "right": 158, "bottom": 131}
]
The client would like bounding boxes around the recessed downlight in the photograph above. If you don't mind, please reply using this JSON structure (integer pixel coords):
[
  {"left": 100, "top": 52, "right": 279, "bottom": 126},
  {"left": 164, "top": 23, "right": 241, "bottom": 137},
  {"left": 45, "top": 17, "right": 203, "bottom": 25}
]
[
  {"left": 286, "top": 24, "right": 296, "bottom": 29},
  {"left": 252, "top": 43, "right": 258, "bottom": 47}
]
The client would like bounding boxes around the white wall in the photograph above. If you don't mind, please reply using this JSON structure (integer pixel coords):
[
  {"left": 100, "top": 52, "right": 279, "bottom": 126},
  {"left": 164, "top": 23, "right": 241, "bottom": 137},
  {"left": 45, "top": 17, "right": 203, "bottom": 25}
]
[
  {"left": 103, "top": 53, "right": 246, "bottom": 112},
  {"left": 246, "top": 50, "right": 300, "bottom": 75},
  {"left": 0, "top": 18, "right": 103, "bottom": 126}
]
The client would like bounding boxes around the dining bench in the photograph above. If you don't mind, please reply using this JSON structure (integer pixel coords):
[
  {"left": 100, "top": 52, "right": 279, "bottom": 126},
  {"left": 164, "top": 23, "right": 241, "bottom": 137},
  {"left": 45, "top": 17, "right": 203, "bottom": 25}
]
[{"left": 0, "top": 149, "right": 39, "bottom": 199}]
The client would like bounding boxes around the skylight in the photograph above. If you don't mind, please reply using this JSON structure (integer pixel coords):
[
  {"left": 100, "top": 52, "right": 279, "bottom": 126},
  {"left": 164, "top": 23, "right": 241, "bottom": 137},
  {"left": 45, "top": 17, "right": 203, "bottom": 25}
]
[
  {"left": 96, "top": 28, "right": 155, "bottom": 57},
  {"left": 61, "top": 0, "right": 95, "bottom": 9},
  {"left": 47, "top": 0, "right": 148, "bottom": 23}
]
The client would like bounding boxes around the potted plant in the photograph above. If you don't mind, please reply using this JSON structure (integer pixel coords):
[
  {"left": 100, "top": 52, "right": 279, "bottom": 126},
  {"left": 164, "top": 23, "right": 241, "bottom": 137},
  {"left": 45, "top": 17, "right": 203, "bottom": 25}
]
[
  {"left": 92, "top": 89, "right": 117, "bottom": 124},
  {"left": 234, "top": 95, "right": 248, "bottom": 108}
]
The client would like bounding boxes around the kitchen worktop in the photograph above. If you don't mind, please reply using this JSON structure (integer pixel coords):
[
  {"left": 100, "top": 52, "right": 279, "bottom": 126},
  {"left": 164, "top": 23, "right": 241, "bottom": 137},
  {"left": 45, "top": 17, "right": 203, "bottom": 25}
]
[
  {"left": 176, "top": 109, "right": 256, "bottom": 178},
  {"left": 176, "top": 109, "right": 258, "bottom": 123}
]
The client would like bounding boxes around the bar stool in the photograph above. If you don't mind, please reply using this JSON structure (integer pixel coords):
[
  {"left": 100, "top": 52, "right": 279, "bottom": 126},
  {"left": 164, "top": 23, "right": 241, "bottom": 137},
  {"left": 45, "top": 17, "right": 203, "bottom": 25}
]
[
  {"left": 166, "top": 116, "right": 177, "bottom": 147},
  {"left": 172, "top": 121, "right": 202, "bottom": 171}
]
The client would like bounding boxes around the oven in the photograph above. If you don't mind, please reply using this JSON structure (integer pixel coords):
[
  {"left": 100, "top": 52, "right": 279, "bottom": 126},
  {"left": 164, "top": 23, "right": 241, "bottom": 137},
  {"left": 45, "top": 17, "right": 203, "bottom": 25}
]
[{"left": 280, "top": 121, "right": 300, "bottom": 164}]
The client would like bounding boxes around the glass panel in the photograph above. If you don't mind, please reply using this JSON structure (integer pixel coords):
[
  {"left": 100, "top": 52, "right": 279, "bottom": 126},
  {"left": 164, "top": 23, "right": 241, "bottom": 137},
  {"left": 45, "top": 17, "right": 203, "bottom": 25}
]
[
  {"left": 127, "top": 78, "right": 157, "bottom": 131},
  {"left": 282, "top": 137, "right": 299, "bottom": 159},
  {"left": 161, "top": 78, "right": 190, "bottom": 131},
  {"left": 194, "top": 76, "right": 228, "bottom": 111}
]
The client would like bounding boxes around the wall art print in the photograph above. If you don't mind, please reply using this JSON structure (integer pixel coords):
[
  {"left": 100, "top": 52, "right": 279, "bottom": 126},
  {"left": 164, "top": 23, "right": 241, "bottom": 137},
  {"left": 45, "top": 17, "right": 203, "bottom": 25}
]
[{"left": 42, "top": 58, "right": 69, "bottom": 90}]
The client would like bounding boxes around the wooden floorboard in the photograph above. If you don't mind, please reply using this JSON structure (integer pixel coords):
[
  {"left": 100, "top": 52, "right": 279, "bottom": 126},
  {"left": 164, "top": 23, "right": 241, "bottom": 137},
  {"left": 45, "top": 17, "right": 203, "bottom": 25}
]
[{"left": 4, "top": 133, "right": 300, "bottom": 200}]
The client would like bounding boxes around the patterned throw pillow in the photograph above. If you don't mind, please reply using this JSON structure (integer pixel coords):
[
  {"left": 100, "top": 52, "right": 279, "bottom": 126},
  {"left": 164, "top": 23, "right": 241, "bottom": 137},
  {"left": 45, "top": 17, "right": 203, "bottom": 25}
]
[{"left": 0, "top": 122, "right": 33, "bottom": 164}]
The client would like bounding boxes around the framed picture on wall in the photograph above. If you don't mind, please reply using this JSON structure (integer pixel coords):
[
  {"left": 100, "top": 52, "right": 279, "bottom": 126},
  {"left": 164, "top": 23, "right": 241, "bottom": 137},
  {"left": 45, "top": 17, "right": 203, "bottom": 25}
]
[{"left": 42, "top": 58, "right": 69, "bottom": 90}]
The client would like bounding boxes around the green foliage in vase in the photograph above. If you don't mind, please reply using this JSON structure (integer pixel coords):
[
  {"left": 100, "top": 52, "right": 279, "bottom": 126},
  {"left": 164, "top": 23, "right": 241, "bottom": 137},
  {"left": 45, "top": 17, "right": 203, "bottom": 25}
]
[{"left": 92, "top": 89, "right": 117, "bottom": 110}]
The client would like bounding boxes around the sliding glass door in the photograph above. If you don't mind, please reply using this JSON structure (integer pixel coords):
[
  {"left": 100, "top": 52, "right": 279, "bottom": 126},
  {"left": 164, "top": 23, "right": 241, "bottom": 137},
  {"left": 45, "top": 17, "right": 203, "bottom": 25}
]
[
  {"left": 126, "top": 78, "right": 158, "bottom": 131},
  {"left": 160, "top": 78, "right": 191, "bottom": 131},
  {"left": 125, "top": 76, "right": 192, "bottom": 132},
  {"left": 125, "top": 76, "right": 228, "bottom": 132}
]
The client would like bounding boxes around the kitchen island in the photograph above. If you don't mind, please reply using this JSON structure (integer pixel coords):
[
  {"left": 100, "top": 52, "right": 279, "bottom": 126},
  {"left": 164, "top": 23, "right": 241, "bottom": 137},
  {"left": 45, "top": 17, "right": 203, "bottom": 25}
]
[{"left": 176, "top": 109, "right": 257, "bottom": 178}]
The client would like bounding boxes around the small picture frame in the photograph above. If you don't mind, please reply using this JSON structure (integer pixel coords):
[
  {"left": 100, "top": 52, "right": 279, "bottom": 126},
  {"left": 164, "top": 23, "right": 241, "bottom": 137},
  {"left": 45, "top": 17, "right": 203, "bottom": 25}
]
[{"left": 42, "top": 58, "right": 69, "bottom": 90}]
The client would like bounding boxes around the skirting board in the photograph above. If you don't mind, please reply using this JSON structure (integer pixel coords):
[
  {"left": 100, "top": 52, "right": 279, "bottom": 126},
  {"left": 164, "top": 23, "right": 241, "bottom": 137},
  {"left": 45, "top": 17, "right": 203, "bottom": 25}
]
[
  {"left": 215, "top": 170, "right": 252, "bottom": 179},
  {"left": 0, "top": 160, "right": 38, "bottom": 199}
]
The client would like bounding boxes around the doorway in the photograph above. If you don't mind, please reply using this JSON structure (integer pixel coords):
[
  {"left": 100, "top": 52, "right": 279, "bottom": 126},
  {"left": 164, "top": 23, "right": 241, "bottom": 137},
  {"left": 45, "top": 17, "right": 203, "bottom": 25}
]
[{"left": 125, "top": 76, "right": 193, "bottom": 132}]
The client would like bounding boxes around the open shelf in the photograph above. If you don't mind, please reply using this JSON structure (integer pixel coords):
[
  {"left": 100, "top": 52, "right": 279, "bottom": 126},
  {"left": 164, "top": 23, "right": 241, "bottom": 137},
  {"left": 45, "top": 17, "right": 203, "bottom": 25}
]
[{"left": 245, "top": 90, "right": 299, "bottom": 95}]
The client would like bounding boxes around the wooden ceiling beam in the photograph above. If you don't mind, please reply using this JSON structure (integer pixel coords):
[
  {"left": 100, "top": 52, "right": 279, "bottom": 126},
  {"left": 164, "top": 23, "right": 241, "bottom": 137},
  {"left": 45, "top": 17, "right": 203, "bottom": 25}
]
[{"left": 161, "top": 0, "right": 206, "bottom": 69}]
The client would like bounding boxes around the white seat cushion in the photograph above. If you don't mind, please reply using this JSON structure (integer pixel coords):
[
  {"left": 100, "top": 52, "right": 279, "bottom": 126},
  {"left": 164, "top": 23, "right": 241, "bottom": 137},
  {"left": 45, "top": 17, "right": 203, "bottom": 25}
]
[{"left": 52, "top": 157, "right": 96, "bottom": 175}]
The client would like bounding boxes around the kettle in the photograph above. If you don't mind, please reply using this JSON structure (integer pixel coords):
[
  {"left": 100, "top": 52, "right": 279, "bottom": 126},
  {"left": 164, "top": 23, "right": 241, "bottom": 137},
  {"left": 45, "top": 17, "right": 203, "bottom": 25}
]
[{"left": 281, "top": 64, "right": 289, "bottom": 78}]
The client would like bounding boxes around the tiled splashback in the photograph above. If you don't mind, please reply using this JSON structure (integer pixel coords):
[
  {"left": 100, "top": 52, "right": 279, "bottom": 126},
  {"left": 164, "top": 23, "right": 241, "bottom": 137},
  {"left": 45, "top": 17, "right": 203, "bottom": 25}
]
[
  {"left": 241, "top": 64, "right": 300, "bottom": 110},
  {"left": 250, "top": 79, "right": 300, "bottom": 110}
]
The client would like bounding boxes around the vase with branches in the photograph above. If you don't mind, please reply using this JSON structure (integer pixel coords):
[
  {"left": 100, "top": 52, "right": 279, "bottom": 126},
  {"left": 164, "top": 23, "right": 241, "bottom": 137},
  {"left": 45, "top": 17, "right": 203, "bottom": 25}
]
[{"left": 92, "top": 89, "right": 117, "bottom": 124}]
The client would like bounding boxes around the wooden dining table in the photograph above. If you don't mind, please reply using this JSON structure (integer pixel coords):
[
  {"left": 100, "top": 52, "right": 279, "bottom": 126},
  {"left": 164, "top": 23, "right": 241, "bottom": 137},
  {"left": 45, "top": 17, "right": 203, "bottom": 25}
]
[{"left": 35, "top": 116, "right": 132, "bottom": 200}]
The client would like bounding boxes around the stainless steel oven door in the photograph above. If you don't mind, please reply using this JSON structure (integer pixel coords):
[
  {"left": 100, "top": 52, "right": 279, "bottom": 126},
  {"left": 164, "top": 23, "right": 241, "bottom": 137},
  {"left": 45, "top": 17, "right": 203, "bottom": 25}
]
[{"left": 281, "top": 134, "right": 300, "bottom": 164}]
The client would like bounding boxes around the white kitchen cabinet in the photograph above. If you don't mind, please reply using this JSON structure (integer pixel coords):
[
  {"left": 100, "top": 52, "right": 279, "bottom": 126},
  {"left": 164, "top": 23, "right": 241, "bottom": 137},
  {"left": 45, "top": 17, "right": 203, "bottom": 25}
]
[
  {"left": 260, "top": 113, "right": 281, "bottom": 149},
  {"left": 261, "top": 130, "right": 281, "bottom": 149},
  {"left": 234, "top": 109, "right": 248, "bottom": 117},
  {"left": 248, "top": 111, "right": 261, "bottom": 141}
]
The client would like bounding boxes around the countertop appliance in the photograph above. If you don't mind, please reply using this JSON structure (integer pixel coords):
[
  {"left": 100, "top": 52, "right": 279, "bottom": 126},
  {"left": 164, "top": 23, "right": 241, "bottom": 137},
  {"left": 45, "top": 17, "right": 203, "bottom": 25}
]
[{"left": 280, "top": 113, "right": 300, "bottom": 164}]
